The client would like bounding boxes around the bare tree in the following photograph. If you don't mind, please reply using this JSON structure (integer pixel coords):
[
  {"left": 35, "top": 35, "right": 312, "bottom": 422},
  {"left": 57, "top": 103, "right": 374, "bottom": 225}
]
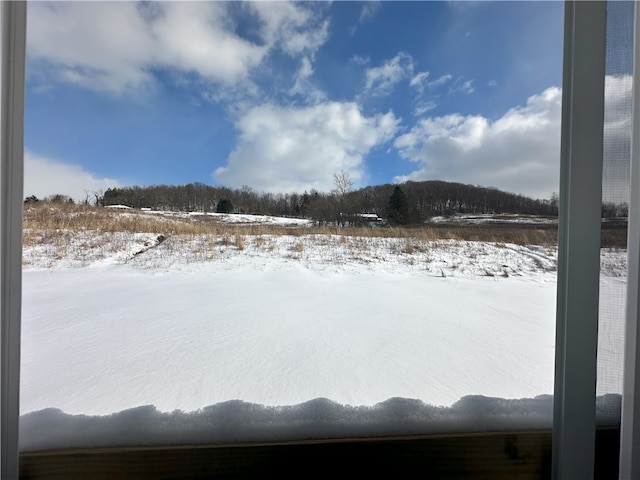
[
  {"left": 333, "top": 170, "right": 353, "bottom": 226},
  {"left": 333, "top": 170, "right": 353, "bottom": 197}
]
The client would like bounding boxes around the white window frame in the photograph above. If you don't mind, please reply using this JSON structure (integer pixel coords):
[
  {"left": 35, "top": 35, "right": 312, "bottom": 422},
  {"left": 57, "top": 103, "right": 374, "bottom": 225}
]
[
  {"left": 1, "top": 1, "right": 639, "bottom": 478},
  {"left": 0, "top": 1, "right": 26, "bottom": 479},
  {"left": 620, "top": 1, "right": 640, "bottom": 478},
  {"left": 552, "top": 1, "right": 606, "bottom": 478}
]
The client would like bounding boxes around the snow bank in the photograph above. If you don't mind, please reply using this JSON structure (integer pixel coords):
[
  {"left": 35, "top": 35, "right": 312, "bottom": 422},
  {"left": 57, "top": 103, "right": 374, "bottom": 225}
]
[{"left": 19, "top": 394, "right": 621, "bottom": 452}]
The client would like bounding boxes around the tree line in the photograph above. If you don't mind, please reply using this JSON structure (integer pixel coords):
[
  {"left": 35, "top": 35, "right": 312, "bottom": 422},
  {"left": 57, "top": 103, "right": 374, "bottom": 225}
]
[
  {"left": 25, "top": 179, "right": 632, "bottom": 227},
  {"left": 72, "top": 179, "right": 560, "bottom": 226}
]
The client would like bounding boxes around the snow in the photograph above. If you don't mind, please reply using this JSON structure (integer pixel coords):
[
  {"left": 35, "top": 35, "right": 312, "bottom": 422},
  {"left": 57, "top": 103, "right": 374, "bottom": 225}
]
[
  {"left": 429, "top": 214, "right": 558, "bottom": 225},
  {"left": 19, "top": 394, "right": 622, "bottom": 451},
  {"left": 21, "top": 265, "right": 557, "bottom": 414},
  {"left": 104, "top": 204, "right": 132, "bottom": 210},
  {"left": 144, "top": 209, "right": 314, "bottom": 227},
  {"left": 18, "top": 221, "right": 626, "bottom": 451}
]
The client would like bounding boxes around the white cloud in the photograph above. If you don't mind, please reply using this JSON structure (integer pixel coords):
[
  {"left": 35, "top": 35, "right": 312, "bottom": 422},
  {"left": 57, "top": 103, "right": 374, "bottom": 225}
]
[
  {"left": 414, "top": 101, "right": 438, "bottom": 117},
  {"left": 394, "top": 87, "right": 562, "bottom": 199},
  {"left": 428, "top": 74, "right": 452, "bottom": 89},
  {"left": 289, "top": 56, "right": 325, "bottom": 103},
  {"left": 604, "top": 75, "right": 632, "bottom": 134},
  {"left": 603, "top": 74, "right": 632, "bottom": 204},
  {"left": 359, "top": 2, "right": 381, "bottom": 23},
  {"left": 349, "top": 1, "right": 380, "bottom": 35},
  {"left": 24, "top": 152, "right": 121, "bottom": 202},
  {"left": 214, "top": 102, "right": 400, "bottom": 193},
  {"left": 27, "top": 1, "right": 328, "bottom": 96},
  {"left": 450, "top": 77, "right": 475, "bottom": 95},
  {"left": 151, "top": 3, "right": 267, "bottom": 83},
  {"left": 350, "top": 55, "right": 370, "bottom": 66},
  {"left": 247, "top": 1, "right": 329, "bottom": 57},
  {"left": 410, "top": 71, "right": 430, "bottom": 94},
  {"left": 290, "top": 56, "right": 313, "bottom": 90},
  {"left": 364, "top": 52, "right": 414, "bottom": 97},
  {"left": 393, "top": 76, "right": 632, "bottom": 201},
  {"left": 27, "top": 2, "right": 158, "bottom": 95}
]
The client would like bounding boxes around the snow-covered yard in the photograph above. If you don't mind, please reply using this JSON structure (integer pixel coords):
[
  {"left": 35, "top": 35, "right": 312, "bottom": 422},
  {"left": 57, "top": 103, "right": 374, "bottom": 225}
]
[{"left": 18, "top": 213, "right": 626, "bottom": 450}]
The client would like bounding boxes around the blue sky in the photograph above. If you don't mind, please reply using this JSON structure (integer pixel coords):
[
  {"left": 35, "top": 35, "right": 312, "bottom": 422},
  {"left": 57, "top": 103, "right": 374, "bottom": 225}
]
[{"left": 24, "top": 1, "right": 568, "bottom": 202}]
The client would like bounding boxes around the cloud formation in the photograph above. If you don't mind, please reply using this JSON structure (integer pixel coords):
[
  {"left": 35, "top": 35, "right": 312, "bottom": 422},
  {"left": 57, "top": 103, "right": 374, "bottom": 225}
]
[
  {"left": 427, "top": 74, "right": 452, "bottom": 89},
  {"left": 289, "top": 56, "right": 326, "bottom": 103},
  {"left": 450, "top": 77, "right": 475, "bottom": 95},
  {"left": 349, "top": 1, "right": 381, "bottom": 36},
  {"left": 214, "top": 102, "right": 400, "bottom": 193},
  {"left": 364, "top": 52, "right": 414, "bottom": 97},
  {"left": 409, "top": 71, "right": 430, "bottom": 94},
  {"left": 27, "top": 2, "right": 329, "bottom": 96},
  {"left": 394, "top": 76, "right": 632, "bottom": 201},
  {"left": 409, "top": 72, "right": 456, "bottom": 115},
  {"left": 25, "top": 152, "right": 121, "bottom": 202},
  {"left": 248, "top": 1, "right": 329, "bottom": 57},
  {"left": 394, "top": 87, "right": 562, "bottom": 199},
  {"left": 414, "top": 101, "right": 438, "bottom": 117},
  {"left": 603, "top": 74, "right": 632, "bottom": 204},
  {"left": 359, "top": 2, "right": 381, "bottom": 24}
]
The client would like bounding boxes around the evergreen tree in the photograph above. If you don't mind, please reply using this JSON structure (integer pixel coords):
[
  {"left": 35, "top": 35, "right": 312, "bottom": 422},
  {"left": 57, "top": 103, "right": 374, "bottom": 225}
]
[
  {"left": 387, "top": 185, "right": 409, "bottom": 225},
  {"left": 216, "top": 198, "right": 233, "bottom": 213}
]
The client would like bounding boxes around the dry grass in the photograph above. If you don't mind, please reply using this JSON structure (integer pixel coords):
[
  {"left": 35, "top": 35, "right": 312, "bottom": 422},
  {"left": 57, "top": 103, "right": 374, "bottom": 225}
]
[
  {"left": 234, "top": 234, "right": 245, "bottom": 251},
  {"left": 22, "top": 202, "right": 566, "bottom": 249},
  {"left": 601, "top": 228, "right": 627, "bottom": 249}
]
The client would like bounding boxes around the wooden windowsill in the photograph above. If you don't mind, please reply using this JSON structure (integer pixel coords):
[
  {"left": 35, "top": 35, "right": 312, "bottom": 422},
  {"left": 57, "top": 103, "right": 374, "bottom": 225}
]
[{"left": 18, "top": 427, "right": 621, "bottom": 479}]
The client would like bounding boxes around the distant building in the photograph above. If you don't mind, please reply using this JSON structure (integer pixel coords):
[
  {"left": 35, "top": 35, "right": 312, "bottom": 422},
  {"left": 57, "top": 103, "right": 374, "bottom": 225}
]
[{"left": 359, "top": 213, "right": 383, "bottom": 224}]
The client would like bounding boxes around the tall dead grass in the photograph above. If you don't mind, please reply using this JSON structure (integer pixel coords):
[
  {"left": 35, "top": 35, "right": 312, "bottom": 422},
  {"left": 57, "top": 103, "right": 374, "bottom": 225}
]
[{"left": 22, "top": 203, "right": 563, "bottom": 247}]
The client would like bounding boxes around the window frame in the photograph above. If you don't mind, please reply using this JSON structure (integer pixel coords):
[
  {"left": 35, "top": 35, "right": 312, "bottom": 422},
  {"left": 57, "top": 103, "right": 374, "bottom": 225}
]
[
  {"left": 0, "top": 1, "right": 26, "bottom": 478},
  {"left": 619, "top": 1, "right": 640, "bottom": 477},
  {"left": 552, "top": 1, "right": 607, "bottom": 478},
  {"left": 2, "top": 1, "right": 639, "bottom": 478}
]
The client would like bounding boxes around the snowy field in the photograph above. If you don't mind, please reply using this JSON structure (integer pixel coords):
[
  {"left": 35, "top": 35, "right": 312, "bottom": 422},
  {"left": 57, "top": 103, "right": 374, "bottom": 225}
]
[
  {"left": 19, "top": 212, "right": 626, "bottom": 450},
  {"left": 428, "top": 213, "right": 558, "bottom": 225}
]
